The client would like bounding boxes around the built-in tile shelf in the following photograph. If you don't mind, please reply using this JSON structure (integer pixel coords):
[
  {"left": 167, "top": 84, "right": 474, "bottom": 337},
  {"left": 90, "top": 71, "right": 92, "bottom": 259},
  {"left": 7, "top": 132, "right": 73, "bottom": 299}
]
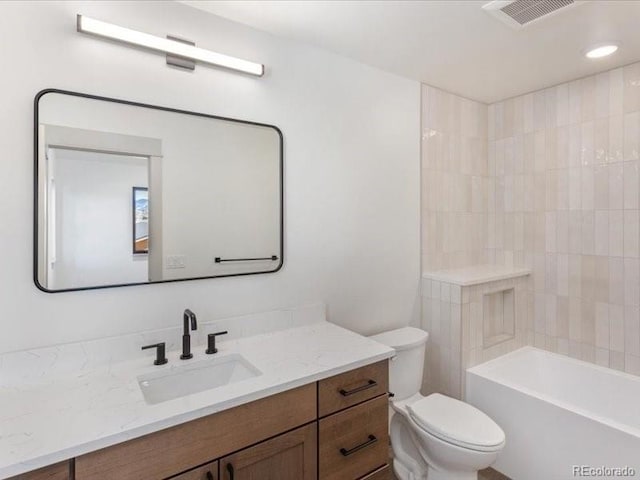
[
  {"left": 422, "top": 265, "right": 531, "bottom": 287},
  {"left": 421, "top": 265, "right": 530, "bottom": 399}
]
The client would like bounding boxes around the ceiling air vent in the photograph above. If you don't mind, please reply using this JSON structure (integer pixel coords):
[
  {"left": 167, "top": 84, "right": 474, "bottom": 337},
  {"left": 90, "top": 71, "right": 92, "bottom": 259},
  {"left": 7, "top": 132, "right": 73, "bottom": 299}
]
[{"left": 483, "top": 0, "right": 577, "bottom": 29}]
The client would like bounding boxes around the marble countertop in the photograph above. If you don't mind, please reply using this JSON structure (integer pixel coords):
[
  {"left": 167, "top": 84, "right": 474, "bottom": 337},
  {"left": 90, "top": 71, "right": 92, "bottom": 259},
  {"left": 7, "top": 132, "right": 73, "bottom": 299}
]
[
  {"left": 0, "top": 318, "right": 393, "bottom": 478},
  {"left": 423, "top": 264, "right": 531, "bottom": 286}
]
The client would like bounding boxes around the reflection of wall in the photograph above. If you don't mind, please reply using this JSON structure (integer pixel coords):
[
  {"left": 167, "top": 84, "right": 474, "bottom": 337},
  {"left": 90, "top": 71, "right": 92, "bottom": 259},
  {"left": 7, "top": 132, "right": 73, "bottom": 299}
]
[
  {"left": 40, "top": 95, "right": 281, "bottom": 280},
  {"left": 51, "top": 149, "right": 148, "bottom": 288},
  {"left": 1, "top": 1, "right": 419, "bottom": 354},
  {"left": 158, "top": 121, "right": 280, "bottom": 280}
]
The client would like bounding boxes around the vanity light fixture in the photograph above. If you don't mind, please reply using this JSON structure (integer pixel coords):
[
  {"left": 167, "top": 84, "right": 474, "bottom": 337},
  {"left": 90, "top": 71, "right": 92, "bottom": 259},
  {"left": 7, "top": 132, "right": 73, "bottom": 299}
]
[
  {"left": 76, "top": 15, "right": 264, "bottom": 76},
  {"left": 584, "top": 43, "right": 619, "bottom": 59}
]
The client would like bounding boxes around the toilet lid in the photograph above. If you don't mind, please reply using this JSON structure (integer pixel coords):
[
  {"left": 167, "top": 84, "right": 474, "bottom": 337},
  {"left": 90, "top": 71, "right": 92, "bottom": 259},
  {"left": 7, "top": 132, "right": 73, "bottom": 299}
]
[
  {"left": 407, "top": 393, "right": 505, "bottom": 452},
  {"left": 369, "top": 327, "right": 429, "bottom": 351}
]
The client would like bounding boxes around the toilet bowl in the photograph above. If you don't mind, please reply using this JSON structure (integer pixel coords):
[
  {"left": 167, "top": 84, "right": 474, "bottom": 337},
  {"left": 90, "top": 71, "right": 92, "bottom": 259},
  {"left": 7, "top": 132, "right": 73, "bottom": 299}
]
[{"left": 369, "top": 327, "right": 505, "bottom": 480}]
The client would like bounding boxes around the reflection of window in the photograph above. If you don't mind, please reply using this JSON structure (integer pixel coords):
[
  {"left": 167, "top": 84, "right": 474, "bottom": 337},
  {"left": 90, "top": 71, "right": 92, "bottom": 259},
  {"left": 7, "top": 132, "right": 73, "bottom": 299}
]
[{"left": 133, "top": 187, "right": 149, "bottom": 254}]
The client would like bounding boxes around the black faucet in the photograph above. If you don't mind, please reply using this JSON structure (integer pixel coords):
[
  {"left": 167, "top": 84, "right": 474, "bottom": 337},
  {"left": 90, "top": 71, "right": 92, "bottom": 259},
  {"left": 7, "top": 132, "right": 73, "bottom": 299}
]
[{"left": 181, "top": 309, "right": 198, "bottom": 360}]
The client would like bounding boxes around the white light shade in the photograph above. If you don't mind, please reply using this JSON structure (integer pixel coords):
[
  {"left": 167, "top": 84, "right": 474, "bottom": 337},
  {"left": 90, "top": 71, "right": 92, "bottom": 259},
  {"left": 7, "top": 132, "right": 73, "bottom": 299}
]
[
  {"left": 77, "top": 15, "right": 264, "bottom": 76},
  {"left": 585, "top": 44, "right": 618, "bottom": 59}
]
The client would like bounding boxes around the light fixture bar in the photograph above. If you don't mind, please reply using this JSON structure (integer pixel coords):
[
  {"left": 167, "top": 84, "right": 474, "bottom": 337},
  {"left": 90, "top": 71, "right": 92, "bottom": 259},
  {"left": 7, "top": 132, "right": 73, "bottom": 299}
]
[{"left": 76, "top": 15, "right": 264, "bottom": 76}]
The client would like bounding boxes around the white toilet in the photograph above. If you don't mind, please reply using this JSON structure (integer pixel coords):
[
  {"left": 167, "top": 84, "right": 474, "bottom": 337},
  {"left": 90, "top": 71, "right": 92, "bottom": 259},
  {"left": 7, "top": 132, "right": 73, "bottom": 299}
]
[{"left": 370, "top": 327, "right": 505, "bottom": 480}]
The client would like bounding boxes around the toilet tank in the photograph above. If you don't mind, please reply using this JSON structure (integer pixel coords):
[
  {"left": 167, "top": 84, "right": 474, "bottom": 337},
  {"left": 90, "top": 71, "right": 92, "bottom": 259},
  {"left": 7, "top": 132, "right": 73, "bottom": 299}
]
[{"left": 369, "top": 327, "right": 429, "bottom": 401}]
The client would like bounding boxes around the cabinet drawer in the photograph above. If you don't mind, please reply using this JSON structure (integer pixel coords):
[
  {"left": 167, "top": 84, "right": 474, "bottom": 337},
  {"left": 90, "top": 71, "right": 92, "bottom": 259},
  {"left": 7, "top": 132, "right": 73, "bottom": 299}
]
[
  {"left": 319, "top": 395, "right": 389, "bottom": 480},
  {"left": 318, "top": 360, "right": 388, "bottom": 417},
  {"left": 359, "top": 464, "right": 390, "bottom": 480},
  {"left": 7, "top": 461, "right": 70, "bottom": 480},
  {"left": 167, "top": 461, "right": 218, "bottom": 480}
]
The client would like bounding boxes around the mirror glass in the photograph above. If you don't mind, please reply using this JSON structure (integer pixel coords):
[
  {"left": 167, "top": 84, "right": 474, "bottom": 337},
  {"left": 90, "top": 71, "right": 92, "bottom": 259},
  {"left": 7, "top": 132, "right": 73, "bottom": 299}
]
[{"left": 35, "top": 90, "right": 283, "bottom": 292}]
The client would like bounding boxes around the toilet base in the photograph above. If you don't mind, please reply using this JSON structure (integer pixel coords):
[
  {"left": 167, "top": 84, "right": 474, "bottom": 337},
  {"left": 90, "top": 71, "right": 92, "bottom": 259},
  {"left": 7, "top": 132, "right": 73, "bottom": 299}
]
[
  {"left": 392, "top": 457, "right": 477, "bottom": 480},
  {"left": 392, "top": 457, "right": 427, "bottom": 480},
  {"left": 390, "top": 404, "right": 501, "bottom": 480},
  {"left": 424, "top": 467, "right": 478, "bottom": 480}
]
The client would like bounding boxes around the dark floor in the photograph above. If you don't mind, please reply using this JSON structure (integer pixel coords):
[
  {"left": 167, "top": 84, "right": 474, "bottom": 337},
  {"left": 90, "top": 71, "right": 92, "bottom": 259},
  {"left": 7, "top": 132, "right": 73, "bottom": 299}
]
[{"left": 479, "top": 468, "right": 511, "bottom": 480}]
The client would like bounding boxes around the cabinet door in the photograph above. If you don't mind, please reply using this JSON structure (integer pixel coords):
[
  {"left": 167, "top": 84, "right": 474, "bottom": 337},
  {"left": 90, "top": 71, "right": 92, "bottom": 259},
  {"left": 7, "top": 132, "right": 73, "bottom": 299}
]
[
  {"left": 220, "top": 423, "right": 317, "bottom": 480},
  {"left": 167, "top": 461, "right": 218, "bottom": 480}
]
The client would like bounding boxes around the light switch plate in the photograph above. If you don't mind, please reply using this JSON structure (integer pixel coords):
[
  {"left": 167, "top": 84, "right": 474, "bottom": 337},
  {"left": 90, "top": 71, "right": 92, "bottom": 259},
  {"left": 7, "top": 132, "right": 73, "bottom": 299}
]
[{"left": 166, "top": 255, "right": 186, "bottom": 269}]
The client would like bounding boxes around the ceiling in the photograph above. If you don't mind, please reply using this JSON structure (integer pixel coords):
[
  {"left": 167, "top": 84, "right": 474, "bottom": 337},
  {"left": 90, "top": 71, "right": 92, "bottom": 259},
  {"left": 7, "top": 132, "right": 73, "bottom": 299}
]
[{"left": 181, "top": 0, "right": 640, "bottom": 104}]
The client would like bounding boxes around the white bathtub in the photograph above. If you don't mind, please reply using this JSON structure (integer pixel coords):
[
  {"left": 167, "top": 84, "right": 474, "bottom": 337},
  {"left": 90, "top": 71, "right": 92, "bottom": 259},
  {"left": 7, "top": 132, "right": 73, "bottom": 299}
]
[{"left": 466, "top": 347, "right": 640, "bottom": 480}]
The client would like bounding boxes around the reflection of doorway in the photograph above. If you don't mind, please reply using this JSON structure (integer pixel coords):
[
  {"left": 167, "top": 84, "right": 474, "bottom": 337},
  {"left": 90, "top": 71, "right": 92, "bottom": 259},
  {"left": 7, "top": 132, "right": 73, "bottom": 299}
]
[
  {"left": 38, "top": 124, "right": 163, "bottom": 289},
  {"left": 47, "top": 148, "right": 149, "bottom": 289},
  {"left": 133, "top": 187, "right": 149, "bottom": 254}
]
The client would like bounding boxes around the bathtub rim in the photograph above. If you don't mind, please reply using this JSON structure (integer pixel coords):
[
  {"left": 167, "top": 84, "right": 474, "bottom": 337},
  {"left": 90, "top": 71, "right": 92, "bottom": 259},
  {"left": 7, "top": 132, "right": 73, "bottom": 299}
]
[{"left": 466, "top": 346, "right": 640, "bottom": 440}]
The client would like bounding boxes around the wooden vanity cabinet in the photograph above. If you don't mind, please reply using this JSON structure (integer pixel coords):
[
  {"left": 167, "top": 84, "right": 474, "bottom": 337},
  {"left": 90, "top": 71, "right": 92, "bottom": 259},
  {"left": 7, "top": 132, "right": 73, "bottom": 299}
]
[{"left": 11, "top": 360, "right": 389, "bottom": 480}]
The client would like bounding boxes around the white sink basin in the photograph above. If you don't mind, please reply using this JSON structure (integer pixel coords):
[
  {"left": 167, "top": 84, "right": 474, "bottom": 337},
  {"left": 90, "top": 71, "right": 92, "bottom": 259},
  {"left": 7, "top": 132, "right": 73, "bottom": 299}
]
[{"left": 138, "top": 354, "right": 261, "bottom": 405}]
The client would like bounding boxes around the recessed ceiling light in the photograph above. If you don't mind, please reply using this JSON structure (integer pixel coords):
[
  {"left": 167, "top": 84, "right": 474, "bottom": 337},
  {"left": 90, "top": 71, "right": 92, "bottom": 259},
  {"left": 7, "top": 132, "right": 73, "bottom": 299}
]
[{"left": 584, "top": 44, "right": 618, "bottom": 59}]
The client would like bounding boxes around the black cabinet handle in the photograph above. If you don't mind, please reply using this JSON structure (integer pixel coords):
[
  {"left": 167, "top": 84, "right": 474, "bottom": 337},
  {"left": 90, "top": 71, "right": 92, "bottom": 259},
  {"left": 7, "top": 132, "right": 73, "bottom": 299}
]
[
  {"left": 206, "top": 472, "right": 214, "bottom": 480},
  {"left": 226, "top": 463, "right": 234, "bottom": 480},
  {"left": 339, "top": 434, "right": 377, "bottom": 456},
  {"left": 339, "top": 379, "right": 377, "bottom": 396}
]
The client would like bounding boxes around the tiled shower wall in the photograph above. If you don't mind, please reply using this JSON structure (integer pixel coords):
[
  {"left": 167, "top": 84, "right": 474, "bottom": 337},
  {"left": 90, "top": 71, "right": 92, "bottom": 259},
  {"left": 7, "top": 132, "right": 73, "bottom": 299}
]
[
  {"left": 422, "top": 63, "right": 640, "bottom": 381},
  {"left": 488, "top": 62, "right": 640, "bottom": 376},
  {"left": 421, "top": 85, "right": 489, "bottom": 270}
]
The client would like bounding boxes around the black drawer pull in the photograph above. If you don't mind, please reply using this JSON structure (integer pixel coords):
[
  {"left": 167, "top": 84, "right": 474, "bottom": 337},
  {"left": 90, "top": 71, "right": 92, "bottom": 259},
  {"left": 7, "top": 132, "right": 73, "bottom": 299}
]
[
  {"left": 206, "top": 472, "right": 214, "bottom": 480},
  {"left": 226, "top": 463, "right": 234, "bottom": 480},
  {"left": 339, "top": 379, "right": 377, "bottom": 396},
  {"left": 339, "top": 434, "right": 378, "bottom": 456}
]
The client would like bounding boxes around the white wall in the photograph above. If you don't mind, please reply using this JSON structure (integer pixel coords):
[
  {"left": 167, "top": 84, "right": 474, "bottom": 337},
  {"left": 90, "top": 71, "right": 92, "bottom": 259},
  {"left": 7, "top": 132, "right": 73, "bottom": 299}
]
[
  {"left": 50, "top": 149, "right": 149, "bottom": 289},
  {"left": 0, "top": 0, "right": 420, "bottom": 353}
]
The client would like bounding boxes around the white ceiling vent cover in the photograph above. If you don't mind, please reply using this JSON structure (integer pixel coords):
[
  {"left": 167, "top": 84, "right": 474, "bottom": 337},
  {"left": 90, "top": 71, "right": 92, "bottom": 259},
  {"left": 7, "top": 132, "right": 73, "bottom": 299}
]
[{"left": 483, "top": 0, "right": 578, "bottom": 29}]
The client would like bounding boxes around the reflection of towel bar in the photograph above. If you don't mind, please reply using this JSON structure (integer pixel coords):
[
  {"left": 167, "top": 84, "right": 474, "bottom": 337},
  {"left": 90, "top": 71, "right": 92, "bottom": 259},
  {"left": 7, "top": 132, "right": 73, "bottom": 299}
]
[{"left": 215, "top": 255, "right": 278, "bottom": 263}]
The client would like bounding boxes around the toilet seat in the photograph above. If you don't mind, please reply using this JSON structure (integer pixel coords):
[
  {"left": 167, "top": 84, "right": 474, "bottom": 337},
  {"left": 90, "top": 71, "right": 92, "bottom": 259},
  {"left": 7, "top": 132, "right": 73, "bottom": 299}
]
[{"left": 406, "top": 393, "right": 505, "bottom": 452}]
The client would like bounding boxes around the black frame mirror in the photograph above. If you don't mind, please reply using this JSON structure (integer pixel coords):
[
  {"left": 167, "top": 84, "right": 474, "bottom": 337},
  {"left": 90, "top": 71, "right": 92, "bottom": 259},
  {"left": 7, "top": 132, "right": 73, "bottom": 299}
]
[{"left": 34, "top": 89, "right": 284, "bottom": 292}]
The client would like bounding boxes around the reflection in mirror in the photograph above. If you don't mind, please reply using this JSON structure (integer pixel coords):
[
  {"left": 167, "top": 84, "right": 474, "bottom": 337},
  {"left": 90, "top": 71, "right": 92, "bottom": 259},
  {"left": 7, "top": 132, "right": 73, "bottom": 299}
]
[{"left": 35, "top": 90, "right": 283, "bottom": 292}]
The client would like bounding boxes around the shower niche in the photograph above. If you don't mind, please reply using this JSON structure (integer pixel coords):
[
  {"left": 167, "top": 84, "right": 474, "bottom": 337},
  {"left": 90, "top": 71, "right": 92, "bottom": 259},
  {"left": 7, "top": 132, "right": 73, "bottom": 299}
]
[{"left": 483, "top": 287, "right": 516, "bottom": 348}]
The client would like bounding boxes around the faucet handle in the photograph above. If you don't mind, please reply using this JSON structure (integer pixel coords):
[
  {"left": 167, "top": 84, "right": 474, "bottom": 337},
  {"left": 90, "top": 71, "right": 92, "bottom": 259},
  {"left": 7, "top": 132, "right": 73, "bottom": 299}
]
[
  {"left": 141, "top": 342, "right": 168, "bottom": 366},
  {"left": 206, "top": 331, "right": 228, "bottom": 354}
]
